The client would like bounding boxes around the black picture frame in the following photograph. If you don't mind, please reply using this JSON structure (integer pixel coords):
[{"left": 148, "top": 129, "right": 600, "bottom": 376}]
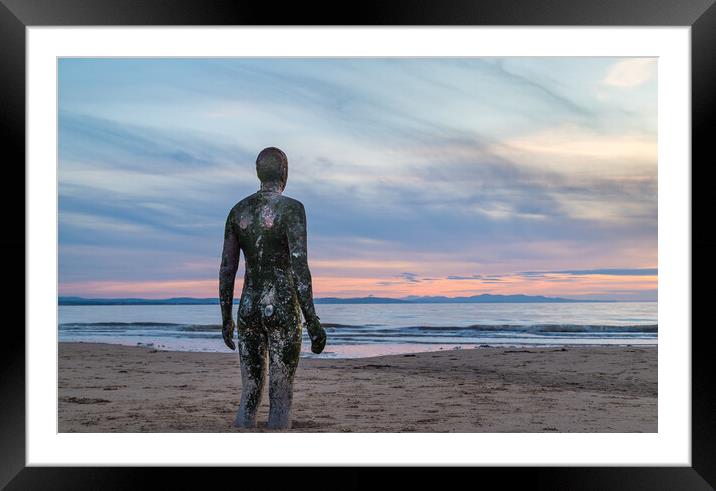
[{"left": 4, "top": 0, "right": 714, "bottom": 488}]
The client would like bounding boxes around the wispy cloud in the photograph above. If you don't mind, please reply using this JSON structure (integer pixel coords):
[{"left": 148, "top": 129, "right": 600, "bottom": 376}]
[
  {"left": 58, "top": 58, "right": 657, "bottom": 300},
  {"left": 603, "top": 59, "right": 656, "bottom": 88},
  {"left": 395, "top": 272, "right": 422, "bottom": 283},
  {"left": 520, "top": 268, "right": 657, "bottom": 277}
]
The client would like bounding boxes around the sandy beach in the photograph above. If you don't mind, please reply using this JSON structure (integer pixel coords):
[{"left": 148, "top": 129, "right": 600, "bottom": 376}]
[{"left": 58, "top": 342, "right": 657, "bottom": 432}]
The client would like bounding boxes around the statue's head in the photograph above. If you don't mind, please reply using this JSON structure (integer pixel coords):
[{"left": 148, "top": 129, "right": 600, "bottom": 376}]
[{"left": 256, "top": 147, "right": 288, "bottom": 192}]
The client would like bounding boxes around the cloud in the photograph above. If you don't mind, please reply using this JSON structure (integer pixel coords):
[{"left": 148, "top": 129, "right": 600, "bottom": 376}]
[
  {"left": 490, "top": 59, "right": 593, "bottom": 119},
  {"left": 603, "top": 59, "right": 656, "bottom": 88},
  {"left": 488, "top": 125, "right": 656, "bottom": 177},
  {"left": 520, "top": 268, "right": 657, "bottom": 277},
  {"left": 395, "top": 272, "right": 421, "bottom": 283},
  {"left": 410, "top": 140, "right": 656, "bottom": 228}
]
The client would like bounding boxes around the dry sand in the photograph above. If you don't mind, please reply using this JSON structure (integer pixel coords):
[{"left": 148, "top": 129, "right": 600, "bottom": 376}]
[{"left": 58, "top": 342, "right": 657, "bottom": 433}]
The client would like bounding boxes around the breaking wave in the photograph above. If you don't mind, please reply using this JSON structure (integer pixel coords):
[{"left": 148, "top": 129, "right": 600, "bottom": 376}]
[{"left": 59, "top": 322, "right": 657, "bottom": 334}]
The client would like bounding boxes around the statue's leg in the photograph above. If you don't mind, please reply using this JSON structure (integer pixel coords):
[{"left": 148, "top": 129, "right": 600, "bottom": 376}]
[
  {"left": 235, "top": 326, "right": 267, "bottom": 428},
  {"left": 266, "top": 323, "right": 302, "bottom": 430}
]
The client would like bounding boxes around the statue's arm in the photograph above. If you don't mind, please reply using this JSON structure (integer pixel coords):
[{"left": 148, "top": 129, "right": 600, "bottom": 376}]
[
  {"left": 219, "top": 211, "right": 240, "bottom": 336},
  {"left": 286, "top": 202, "right": 318, "bottom": 323},
  {"left": 286, "top": 202, "right": 326, "bottom": 354}
]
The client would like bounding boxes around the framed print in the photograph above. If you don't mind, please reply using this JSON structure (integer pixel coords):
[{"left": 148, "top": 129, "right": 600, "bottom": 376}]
[{"left": 5, "top": 0, "right": 714, "bottom": 488}]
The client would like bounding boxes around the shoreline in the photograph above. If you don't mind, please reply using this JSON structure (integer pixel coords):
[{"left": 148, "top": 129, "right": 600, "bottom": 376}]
[
  {"left": 59, "top": 342, "right": 657, "bottom": 433},
  {"left": 58, "top": 339, "right": 658, "bottom": 359}
]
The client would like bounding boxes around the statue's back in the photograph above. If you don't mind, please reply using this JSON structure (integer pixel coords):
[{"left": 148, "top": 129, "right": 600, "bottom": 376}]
[{"left": 230, "top": 190, "right": 304, "bottom": 330}]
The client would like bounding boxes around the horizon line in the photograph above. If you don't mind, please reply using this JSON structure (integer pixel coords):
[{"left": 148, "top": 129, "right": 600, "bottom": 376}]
[{"left": 58, "top": 293, "right": 656, "bottom": 302}]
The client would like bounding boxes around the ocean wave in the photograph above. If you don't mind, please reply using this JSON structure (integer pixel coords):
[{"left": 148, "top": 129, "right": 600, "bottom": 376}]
[
  {"left": 415, "top": 324, "right": 658, "bottom": 333},
  {"left": 59, "top": 321, "right": 656, "bottom": 333},
  {"left": 58, "top": 321, "right": 355, "bottom": 332},
  {"left": 60, "top": 322, "right": 218, "bottom": 332},
  {"left": 60, "top": 321, "right": 183, "bottom": 327}
]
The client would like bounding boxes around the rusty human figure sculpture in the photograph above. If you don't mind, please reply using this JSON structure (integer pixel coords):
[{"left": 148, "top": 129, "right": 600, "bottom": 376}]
[{"left": 219, "top": 147, "right": 326, "bottom": 430}]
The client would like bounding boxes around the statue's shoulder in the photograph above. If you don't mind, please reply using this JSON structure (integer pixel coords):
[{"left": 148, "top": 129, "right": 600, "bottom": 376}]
[
  {"left": 278, "top": 194, "right": 305, "bottom": 212},
  {"left": 225, "top": 196, "right": 253, "bottom": 225},
  {"left": 230, "top": 192, "right": 260, "bottom": 214}
]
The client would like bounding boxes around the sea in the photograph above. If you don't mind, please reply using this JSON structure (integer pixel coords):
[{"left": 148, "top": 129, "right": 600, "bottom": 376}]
[{"left": 58, "top": 302, "right": 657, "bottom": 359}]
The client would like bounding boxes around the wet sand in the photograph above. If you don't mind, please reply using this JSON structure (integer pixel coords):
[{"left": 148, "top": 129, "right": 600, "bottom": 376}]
[{"left": 58, "top": 342, "right": 657, "bottom": 432}]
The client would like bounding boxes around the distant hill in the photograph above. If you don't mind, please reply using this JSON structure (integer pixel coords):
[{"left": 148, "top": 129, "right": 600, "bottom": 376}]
[
  {"left": 315, "top": 297, "right": 410, "bottom": 304},
  {"left": 401, "top": 294, "right": 595, "bottom": 303},
  {"left": 58, "top": 297, "right": 220, "bottom": 306},
  {"left": 58, "top": 293, "right": 606, "bottom": 306}
]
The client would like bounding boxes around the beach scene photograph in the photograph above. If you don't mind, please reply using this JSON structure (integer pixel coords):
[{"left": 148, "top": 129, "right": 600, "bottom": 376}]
[{"left": 58, "top": 57, "right": 657, "bottom": 433}]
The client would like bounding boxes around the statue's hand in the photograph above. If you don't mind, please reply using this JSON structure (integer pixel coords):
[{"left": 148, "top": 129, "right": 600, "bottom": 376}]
[
  {"left": 222, "top": 319, "right": 236, "bottom": 351},
  {"left": 305, "top": 317, "right": 326, "bottom": 354}
]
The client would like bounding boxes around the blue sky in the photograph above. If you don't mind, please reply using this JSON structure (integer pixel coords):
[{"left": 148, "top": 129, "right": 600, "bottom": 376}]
[{"left": 58, "top": 58, "right": 657, "bottom": 300}]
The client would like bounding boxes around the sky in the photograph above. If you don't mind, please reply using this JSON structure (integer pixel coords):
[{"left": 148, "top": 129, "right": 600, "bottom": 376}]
[{"left": 58, "top": 58, "right": 657, "bottom": 301}]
